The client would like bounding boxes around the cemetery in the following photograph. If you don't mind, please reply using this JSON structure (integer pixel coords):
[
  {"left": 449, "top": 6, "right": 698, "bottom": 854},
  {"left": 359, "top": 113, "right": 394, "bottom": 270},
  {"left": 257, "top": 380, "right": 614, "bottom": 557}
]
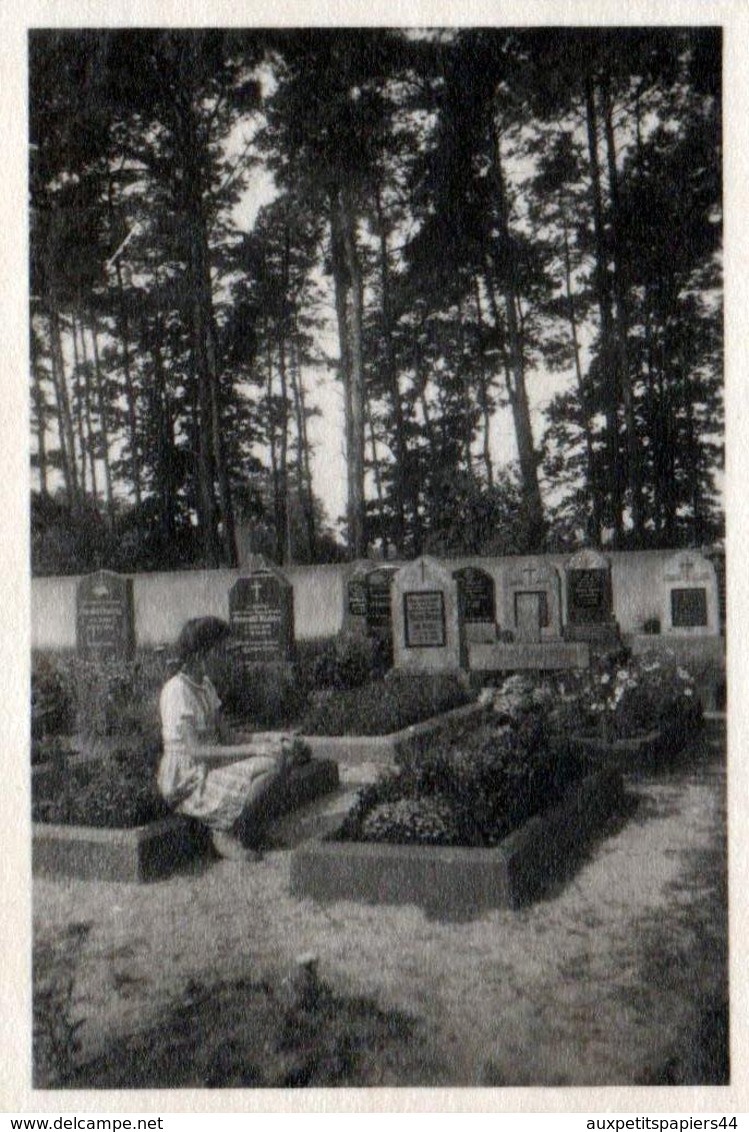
[
  {"left": 31, "top": 548, "right": 722, "bottom": 893},
  {"left": 26, "top": 24, "right": 728, "bottom": 1092}
]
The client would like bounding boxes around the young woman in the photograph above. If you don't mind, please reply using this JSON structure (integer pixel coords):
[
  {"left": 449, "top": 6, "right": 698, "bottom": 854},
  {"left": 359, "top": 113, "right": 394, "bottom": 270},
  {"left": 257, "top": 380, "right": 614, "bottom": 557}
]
[{"left": 158, "top": 616, "right": 298, "bottom": 861}]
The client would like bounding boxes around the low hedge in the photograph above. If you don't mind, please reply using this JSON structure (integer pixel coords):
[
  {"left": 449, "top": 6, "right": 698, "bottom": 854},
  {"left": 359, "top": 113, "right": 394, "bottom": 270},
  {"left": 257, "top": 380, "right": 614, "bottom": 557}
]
[{"left": 300, "top": 672, "right": 474, "bottom": 737}]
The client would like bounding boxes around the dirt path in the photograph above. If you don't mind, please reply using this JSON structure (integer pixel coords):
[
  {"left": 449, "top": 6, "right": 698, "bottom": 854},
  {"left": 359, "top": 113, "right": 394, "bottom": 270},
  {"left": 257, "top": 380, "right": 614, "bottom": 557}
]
[{"left": 33, "top": 720, "right": 727, "bottom": 1087}]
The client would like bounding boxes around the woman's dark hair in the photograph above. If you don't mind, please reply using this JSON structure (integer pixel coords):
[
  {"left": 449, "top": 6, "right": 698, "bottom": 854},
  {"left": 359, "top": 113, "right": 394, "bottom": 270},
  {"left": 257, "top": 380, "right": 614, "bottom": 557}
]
[{"left": 175, "top": 617, "right": 231, "bottom": 665}]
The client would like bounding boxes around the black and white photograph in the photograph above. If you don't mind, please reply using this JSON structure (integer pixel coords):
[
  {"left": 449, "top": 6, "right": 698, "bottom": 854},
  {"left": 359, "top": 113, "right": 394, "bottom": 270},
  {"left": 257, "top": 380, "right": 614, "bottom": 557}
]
[{"left": 3, "top": 0, "right": 746, "bottom": 1113}]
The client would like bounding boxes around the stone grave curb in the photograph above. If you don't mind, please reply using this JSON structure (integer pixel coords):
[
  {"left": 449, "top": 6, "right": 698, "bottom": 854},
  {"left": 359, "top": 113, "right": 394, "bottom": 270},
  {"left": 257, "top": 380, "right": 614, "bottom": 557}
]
[
  {"left": 32, "top": 813, "right": 205, "bottom": 884},
  {"left": 300, "top": 701, "right": 488, "bottom": 767},
  {"left": 289, "top": 767, "right": 625, "bottom": 919},
  {"left": 33, "top": 758, "right": 340, "bottom": 883}
]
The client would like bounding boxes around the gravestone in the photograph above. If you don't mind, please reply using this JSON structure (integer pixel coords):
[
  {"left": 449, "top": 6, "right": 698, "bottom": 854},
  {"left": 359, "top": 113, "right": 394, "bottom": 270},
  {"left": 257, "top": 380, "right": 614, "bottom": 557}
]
[
  {"left": 503, "top": 559, "right": 562, "bottom": 643},
  {"left": 229, "top": 559, "right": 295, "bottom": 668},
  {"left": 563, "top": 548, "right": 620, "bottom": 647},
  {"left": 76, "top": 570, "right": 135, "bottom": 661},
  {"left": 453, "top": 566, "right": 497, "bottom": 643},
  {"left": 661, "top": 550, "right": 719, "bottom": 636},
  {"left": 343, "top": 561, "right": 372, "bottom": 636},
  {"left": 392, "top": 556, "right": 467, "bottom": 672},
  {"left": 365, "top": 566, "right": 399, "bottom": 643},
  {"left": 565, "top": 549, "right": 613, "bottom": 624}
]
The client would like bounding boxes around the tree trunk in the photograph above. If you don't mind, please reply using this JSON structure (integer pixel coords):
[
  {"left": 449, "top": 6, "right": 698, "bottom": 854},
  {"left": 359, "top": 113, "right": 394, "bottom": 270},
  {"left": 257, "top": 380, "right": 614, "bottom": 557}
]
[
  {"left": 48, "top": 305, "right": 79, "bottom": 509},
  {"left": 489, "top": 122, "right": 545, "bottom": 549},
  {"left": 69, "top": 312, "right": 88, "bottom": 497},
  {"left": 602, "top": 77, "right": 644, "bottom": 540},
  {"left": 30, "top": 321, "right": 49, "bottom": 495},
  {"left": 373, "top": 178, "right": 407, "bottom": 552},
  {"left": 561, "top": 212, "right": 602, "bottom": 543},
  {"left": 584, "top": 72, "right": 624, "bottom": 544},
  {"left": 88, "top": 316, "right": 116, "bottom": 529},
  {"left": 472, "top": 277, "right": 494, "bottom": 487},
  {"left": 330, "top": 186, "right": 366, "bottom": 559},
  {"left": 289, "top": 331, "right": 317, "bottom": 562}
]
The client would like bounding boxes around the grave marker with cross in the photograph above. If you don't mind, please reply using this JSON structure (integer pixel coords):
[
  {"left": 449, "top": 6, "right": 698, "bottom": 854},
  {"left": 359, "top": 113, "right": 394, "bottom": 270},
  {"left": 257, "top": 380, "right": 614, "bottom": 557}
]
[{"left": 229, "top": 562, "right": 295, "bottom": 668}]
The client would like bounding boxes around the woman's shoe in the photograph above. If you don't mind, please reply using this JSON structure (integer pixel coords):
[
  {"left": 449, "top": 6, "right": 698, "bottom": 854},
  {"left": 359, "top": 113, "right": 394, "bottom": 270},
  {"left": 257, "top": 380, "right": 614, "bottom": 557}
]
[{"left": 211, "top": 830, "right": 261, "bottom": 862}]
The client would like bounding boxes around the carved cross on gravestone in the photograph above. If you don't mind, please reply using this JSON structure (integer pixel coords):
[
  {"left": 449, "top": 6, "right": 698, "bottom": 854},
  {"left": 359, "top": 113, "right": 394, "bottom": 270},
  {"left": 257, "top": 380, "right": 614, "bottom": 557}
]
[
  {"left": 251, "top": 579, "right": 264, "bottom": 601},
  {"left": 522, "top": 565, "right": 536, "bottom": 585},
  {"left": 681, "top": 561, "right": 694, "bottom": 580}
]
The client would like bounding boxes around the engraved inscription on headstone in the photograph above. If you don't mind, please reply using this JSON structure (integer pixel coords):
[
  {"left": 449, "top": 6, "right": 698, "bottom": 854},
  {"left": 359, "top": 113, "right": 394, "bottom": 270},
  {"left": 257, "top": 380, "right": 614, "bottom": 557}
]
[
  {"left": 366, "top": 567, "right": 398, "bottom": 635},
  {"left": 404, "top": 590, "right": 446, "bottom": 648},
  {"left": 568, "top": 569, "right": 607, "bottom": 613},
  {"left": 348, "top": 576, "right": 368, "bottom": 618},
  {"left": 453, "top": 566, "right": 495, "bottom": 623},
  {"left": 565, "top": 549, "right": 613, "bottom": 626},
  {"left": 76, "top": 570, "right": 135, "bottom": 661},
  {"left": 229, "top": 568, "right": 294, "bottom": 666},
  {"left": 662, "top": 550, "right": 718, "bottom": 634},
  {"left": 671, "top": 587, "right": 708, "bottom": 628}
]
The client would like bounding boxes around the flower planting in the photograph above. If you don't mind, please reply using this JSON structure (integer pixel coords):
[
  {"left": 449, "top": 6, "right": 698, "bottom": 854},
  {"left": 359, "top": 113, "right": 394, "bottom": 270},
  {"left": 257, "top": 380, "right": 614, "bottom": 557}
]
[
  {"left": 548, "top": 648, "right": 702, "bottom": 745},
  {"left": 333, "top": 688, "right": 584, "bottom": 849},
  {"left": 300, "top": 671, "right": 474, "bottom": 737}
]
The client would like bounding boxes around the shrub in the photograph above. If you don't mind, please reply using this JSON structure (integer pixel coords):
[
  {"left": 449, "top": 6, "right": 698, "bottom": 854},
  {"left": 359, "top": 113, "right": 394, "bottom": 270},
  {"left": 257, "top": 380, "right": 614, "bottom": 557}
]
[
  {"left": 546, "top": 649, "right": 702, "bottom": 743},
  {"left": 31, "top": 653, "right": 76, "bottom": 737},
  {"left": 334, "top": 694, "right": 585, "bottom": 848},
  {"left": 295, "top": 633, "right": 391, "bottom": 693},
  {"left": 31, "top": 650, "right": 167, "bottom": 746},
  {"left": 211, "top": 656, "right": 309, "bottom": 727},
  {"left": 301, "top": 671, "right": 473, "bottom": 736},
  {"left": 32, "top": 741, "right": 169, "bottom": 828}
]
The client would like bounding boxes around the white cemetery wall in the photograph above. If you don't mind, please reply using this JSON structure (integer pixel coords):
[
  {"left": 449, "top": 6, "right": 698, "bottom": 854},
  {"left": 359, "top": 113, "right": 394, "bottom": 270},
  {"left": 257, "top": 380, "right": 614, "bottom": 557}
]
[
  {"left": 32, "top": 564, "right": 348, "bottom": 650},
  {"left": 31, "top": 550, "right": 723, "bottom": 652}
]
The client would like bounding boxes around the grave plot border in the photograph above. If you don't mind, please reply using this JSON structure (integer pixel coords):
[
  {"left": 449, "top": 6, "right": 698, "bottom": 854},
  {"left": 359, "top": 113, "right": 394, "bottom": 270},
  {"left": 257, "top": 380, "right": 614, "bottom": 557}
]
[
  {"left": 290, "top": 768, "right": 624, "bottom": 919},
  {"left": 299, "top": 701, "right": 487, "bottom": 767},
  {"left": 32, "top": 758, "right": 340, "bottom": 883}
]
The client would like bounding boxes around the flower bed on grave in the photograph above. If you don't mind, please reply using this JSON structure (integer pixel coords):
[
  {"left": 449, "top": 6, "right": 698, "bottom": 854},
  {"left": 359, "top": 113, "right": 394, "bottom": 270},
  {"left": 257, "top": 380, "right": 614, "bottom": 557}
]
[
  {"left": 331, "top": 682, "right": 583, "bottom": 849},
  {"left": 291, "top": 679, "right": 624, "bottom": 916},
  {"left": 543, "top": 648, "right": 703, "bottom": 772}
]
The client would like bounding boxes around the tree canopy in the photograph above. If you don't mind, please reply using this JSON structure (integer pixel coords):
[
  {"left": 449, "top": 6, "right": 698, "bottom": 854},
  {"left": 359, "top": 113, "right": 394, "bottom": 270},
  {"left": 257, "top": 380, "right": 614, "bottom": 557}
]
[{"left": 29, "top": 26, "right": 723, "bottom": 575}]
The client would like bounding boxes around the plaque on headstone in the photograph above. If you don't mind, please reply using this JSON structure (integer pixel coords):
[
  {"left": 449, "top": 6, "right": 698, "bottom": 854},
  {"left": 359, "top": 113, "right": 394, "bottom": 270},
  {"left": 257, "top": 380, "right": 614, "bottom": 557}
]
[
  {"left": 404, "top": 590, "right": 446, "bottom": 648},
  {"left": 76, "top": 570, "right": 135, "bottom": 661},
  {"left": 671, "top": 587, "right": 708, "bottom": 628},
  {"left": 229, "top": 566, "right": 295, "bottom": 666},
  {"left": 453, "top": 566, "right": 496, "bottom": 623}
]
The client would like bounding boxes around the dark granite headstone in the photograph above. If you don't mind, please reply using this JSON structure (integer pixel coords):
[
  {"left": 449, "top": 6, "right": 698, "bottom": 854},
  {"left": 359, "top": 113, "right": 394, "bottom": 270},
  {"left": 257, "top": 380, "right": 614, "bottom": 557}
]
[
  {"left": 365, "top": 567, "right": 399, "bottom": 638},
  {"left": 76, "top": 570, "right": 135, "bottom": 661},
  {"left": 348, "top": 576, "right": 368, "bottom": 618},
  {"left": 229, "top": 565, "right": 295, "bottom": 667},
  {"left": 453, "top": 566, "right": 496, "bottom": 623},
  {"left": 565, "top": 550, "right": 613, "bottom": 626}
]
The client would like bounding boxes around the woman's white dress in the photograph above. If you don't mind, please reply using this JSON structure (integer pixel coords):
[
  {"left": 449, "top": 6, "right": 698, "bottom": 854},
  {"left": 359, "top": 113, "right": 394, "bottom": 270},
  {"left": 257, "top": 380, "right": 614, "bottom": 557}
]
[{"left": 158, "top": 671, "right": 277, "bottom": 831}]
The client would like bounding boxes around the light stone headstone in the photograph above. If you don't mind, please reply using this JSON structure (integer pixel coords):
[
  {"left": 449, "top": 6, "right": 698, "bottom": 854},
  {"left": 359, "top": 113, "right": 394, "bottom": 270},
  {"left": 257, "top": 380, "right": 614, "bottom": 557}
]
[
  {"left": 661, "top": 550, "right": 719, "bottom": 636},
  {"left": 392, "top": 556, "right": 467, "bottom": 671},
  {"left": 503, "top": 558, "right": 562, "bottom": 642}
]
